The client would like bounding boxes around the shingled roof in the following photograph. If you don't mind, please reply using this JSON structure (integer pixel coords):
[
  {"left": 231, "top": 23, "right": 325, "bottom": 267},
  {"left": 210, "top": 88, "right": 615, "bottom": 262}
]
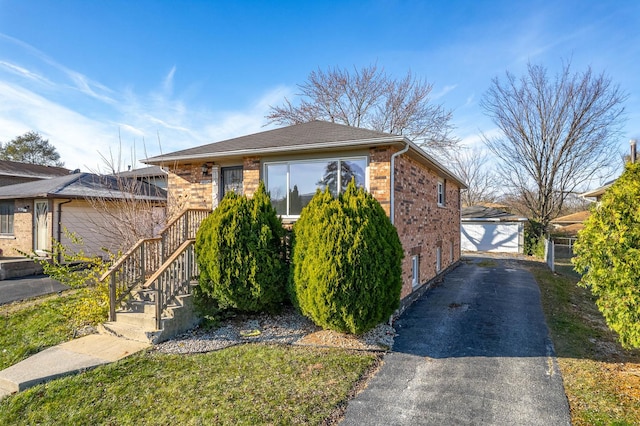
[
  {"left": 0, "top": 172, "right": 166, "bottom": 201},
  {"left": 461, "top": 205, "right": 527, "bottom": 222},
  {"left": 143, "top": 120, "right": 467, "bottom": 188},
  {"left": 0, "top": 160, "right": 69, "bottom": 179},
  {"left": 144, "top": 121, "right": 396, "bottom": 163}
]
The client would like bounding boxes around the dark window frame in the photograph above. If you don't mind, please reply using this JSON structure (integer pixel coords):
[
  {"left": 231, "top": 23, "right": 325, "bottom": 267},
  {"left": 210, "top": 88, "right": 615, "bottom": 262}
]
[{"left": 0, "top": 200, "right": 15, "bottom": 235}]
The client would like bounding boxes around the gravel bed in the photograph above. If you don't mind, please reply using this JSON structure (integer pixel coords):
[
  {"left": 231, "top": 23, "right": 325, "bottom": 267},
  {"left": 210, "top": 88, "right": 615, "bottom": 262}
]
[{"left": 155, "top": 307, "right": 396, "bottom": 354}]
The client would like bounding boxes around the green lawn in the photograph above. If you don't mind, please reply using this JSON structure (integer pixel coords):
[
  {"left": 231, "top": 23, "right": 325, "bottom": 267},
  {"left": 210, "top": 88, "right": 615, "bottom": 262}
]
[
  {"left": 0, "top": 290, "right": 87, "bottom": 370},
  {"left": 0, "top": 289, "right": 379, "bottom": 425},
  {"left": 531, "top": 260, "right": 640, "bottom": 425},
  {"left": 0, "top": 345, "right": 378, "bottom": 425}
]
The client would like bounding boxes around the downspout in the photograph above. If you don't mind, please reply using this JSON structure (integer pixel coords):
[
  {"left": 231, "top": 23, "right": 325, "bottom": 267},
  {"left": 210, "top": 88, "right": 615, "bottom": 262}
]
[
  {"left": 56, "top": 199, "right": 72, "bottom": 263},
  {"left": 390, "top": 141, "right": 410, "bottom": 225}
]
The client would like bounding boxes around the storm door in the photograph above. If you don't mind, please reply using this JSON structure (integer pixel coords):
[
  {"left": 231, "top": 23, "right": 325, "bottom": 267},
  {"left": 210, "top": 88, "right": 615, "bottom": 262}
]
[
  {"left": 34, "top": 200, "right": 49, "bottom": 254},
  {"left": 221, "top": 166, "right": 243, "bottom": 197}
]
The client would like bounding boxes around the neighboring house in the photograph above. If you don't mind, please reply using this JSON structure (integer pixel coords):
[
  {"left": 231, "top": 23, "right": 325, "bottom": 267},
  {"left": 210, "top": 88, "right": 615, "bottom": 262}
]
[
  {"left": 116, "top": 165, "right": 168, "bottom": 189},
  {"left": 0, "top": 172, "right": 166, "bottom": 258},
  {"left": 0, "top": 160, "right": 69, "bottom": 187},
  {"left": 143, "top": 120, "right": 466, "bottom": 300},
  {"left": 550, "top": 211, "right": 590, "bottom": 237},
  {"left": 461, "top": 205, "right": 528, "bottom": 253},
  {"left": 580, "top": 180, "right": 614, "bottom": 203}
]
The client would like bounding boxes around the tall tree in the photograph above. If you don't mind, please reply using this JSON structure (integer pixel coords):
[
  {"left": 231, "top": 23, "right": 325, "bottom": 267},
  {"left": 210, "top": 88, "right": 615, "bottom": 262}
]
[
  {"left": 447, "top": 147, "right": 497, "bottom": 207},
  {"left": 267, "top": 64, "right": 458, "bottom": 156},
  {"left": 0, "top": 131, "right": 64, "bottom": 167},
  {"left": 481, "top": 62, "right": 626, "bottom": 236}
]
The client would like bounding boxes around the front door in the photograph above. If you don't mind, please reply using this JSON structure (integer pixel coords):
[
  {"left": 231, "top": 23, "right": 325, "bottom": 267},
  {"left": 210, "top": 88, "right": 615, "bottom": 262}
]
[{"left": 34, "top": 200, "right": 49, "bottom": 254}]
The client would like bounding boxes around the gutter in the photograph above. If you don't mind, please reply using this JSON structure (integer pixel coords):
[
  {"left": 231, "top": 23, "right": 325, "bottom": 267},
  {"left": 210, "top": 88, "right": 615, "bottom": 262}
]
[
  {"left": 390, "top": 141, "right": 410, "bottom": 225},
  {"left": 56, "top": 199, "right": 73, "bottom": 263}
]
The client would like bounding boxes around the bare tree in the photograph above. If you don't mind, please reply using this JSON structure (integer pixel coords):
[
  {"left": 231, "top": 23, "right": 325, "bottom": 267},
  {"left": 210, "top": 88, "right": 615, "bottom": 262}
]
[
  {"left": 481, "top": 61, "right": 626, "bottom": 236},
  {"left": 447, "top": 147, "right": 498, "bottom": 207},
  {"left": 267, "top": 64, "right": 459, "bottom": 156},
  {"left": 77, "top": 142, "right": 168, "bottom": 255},
  {"left": 83, "top": 174, "right": 167, "bottom": 252}
]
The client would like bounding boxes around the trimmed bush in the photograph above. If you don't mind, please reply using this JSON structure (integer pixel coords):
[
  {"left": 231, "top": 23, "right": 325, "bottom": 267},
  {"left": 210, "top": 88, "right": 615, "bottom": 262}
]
[
  {"left": 289, "top": 181, "right": 403, "bottom": 334},
  {"left": 195, "top": 182, "right": 287, "bottom": 313},
  {"left": 573, "top": 162, "right": 640, "bottom": 348}
]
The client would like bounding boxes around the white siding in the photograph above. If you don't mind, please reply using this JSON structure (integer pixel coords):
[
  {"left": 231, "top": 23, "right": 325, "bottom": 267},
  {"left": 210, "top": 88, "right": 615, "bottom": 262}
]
[
  {"left": 461, "top": 222, "right": 522, "bottom": 253},
  {"left": 57, "top": 200, "right": 124, "bottom": 258}
]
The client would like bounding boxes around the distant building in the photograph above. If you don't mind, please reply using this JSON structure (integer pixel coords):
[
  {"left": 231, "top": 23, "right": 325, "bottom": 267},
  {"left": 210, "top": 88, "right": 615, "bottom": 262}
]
[
  {"left": 461, "top": 205, "right": 528, "bottom": 253},
  {"left": 0, "top": 160, "right": 69, "bottom": 187}
]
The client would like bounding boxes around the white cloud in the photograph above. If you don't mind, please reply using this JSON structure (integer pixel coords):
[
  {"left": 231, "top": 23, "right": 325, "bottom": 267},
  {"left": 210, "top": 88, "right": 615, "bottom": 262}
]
[
  {"left": 0, "top": 35, "right": 294, "bottom": 171},
  {"left": 432, "top": 84, "right": 457, "bottom": 100},
  {"left": 0, "top": 61, "right": 51, "bottom": 85}
]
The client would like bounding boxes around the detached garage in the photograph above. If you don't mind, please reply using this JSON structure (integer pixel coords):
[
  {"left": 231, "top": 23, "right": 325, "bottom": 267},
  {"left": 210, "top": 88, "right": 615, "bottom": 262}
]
[{"left": 461, "top": 206, "right": 528, "bottom": 253}]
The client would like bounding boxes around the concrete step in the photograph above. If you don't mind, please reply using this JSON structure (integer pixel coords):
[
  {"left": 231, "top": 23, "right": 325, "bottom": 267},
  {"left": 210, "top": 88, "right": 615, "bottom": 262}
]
[
  {"left": 98, "top": 322, "right": 163, "bottom": 344},
  {"left": 131, "top": 289, "right": 156, "bottom": 302},
  {"left": 127, "top": 300, "right": 157, "bottom": 315},
  {"left": 114, "top": 311, "right": 159, "bottom": 329},
  {"left": 0, "top": 258, "right": 45, "bottom": 280}
]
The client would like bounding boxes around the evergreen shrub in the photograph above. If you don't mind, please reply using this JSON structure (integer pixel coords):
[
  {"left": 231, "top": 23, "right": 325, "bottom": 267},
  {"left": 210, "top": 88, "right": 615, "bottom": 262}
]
[
  {"left": 289, "top": 181, "right": 403, "bottom": 334},
  {"left": 573, "top": 162, "right": 640, "bottom": 348},
  {"left": 195, "top": 182, "right": 287, "bottom": 313}
]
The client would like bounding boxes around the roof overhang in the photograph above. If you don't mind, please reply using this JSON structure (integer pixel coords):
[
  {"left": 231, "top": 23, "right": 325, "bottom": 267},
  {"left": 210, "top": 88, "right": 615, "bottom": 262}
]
[{"left": 144, "top": 136, "right": 468, "bottom": 189}]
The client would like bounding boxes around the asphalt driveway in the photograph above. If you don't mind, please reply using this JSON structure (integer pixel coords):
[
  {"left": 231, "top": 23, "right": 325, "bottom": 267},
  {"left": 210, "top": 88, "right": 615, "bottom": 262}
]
[
  {"left": 0, "top": 275, "right": 68, "bottom": 305},
  {"left": 341, "top": 254, "right": 571, "bottom": 425}
]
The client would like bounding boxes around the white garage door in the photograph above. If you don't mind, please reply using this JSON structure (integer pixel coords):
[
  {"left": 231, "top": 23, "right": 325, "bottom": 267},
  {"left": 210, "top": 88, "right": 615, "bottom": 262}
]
[{"left": 461, "top": 222, "right": 521, "bottom": 253}]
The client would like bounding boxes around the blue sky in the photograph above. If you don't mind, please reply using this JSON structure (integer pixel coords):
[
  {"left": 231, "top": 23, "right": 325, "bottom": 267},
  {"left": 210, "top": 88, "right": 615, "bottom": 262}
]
[{"left": 0, "top": 0, "right": 638, "bottom": 175}]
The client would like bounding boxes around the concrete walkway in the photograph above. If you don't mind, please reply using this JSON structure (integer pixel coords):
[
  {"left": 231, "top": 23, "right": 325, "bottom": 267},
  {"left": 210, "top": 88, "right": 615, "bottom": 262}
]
[
  {"left": 341, "top": 255, "right": 571, "bottom": 425},
  {"left": 0, "top": 334, "right": 149, "bottom": 400}
]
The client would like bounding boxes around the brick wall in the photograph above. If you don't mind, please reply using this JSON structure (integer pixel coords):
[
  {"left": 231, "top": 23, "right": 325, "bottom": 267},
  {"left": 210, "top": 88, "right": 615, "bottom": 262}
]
[
  {"left": 369, "top": 146, "right": 392, "bottom": 216},
  {"left": 391, "top": 154, "right": 461, "bottom": 299},
  {"left": 166, "top": 164, "right": 214, "bottom": 215},
  {"left": 243, "top": 157, "right": 260, "bottom": 197},
  {"left": 166, "top": 159, "right": 262, "bottom": 213},
  {"left": 0, "top": 208, "right": 33, "bottom": 256}
]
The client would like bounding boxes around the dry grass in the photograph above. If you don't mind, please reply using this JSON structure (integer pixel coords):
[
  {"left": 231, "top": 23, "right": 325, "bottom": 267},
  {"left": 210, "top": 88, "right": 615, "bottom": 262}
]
[{"left": 530, "top": 259, "right": 640, "bottom": 425}]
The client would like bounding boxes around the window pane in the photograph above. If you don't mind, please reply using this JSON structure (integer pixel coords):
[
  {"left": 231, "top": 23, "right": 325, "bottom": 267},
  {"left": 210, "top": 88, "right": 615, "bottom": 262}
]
[
  {"left": 290, "top": 161, "right": 336, "bottom": 215},
  {"left": 0, "top": 201, "right": 14, "bottom": 234},
  {"left": 266, "top": 164, "right": 288, "bottom": 215},
  {"left": 341, "top": 159, "right": 366, "bottom": 191}
]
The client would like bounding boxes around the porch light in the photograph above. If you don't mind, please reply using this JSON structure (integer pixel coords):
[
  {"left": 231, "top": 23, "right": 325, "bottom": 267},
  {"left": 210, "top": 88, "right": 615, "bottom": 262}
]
[{"left": 201, "top": 163, "right": 209, "bottom": 175}]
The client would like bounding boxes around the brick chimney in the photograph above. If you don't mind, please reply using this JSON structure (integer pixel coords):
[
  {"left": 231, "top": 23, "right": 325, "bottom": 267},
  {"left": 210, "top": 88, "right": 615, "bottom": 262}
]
[{"left": 631, "top": 139, "right": 637, "bottom": 164}]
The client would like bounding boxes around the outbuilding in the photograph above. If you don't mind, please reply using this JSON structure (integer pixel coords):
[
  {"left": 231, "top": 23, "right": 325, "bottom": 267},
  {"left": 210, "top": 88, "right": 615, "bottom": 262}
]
[{"left": 461, "top": 205, "right": 528, "bottom": 253}]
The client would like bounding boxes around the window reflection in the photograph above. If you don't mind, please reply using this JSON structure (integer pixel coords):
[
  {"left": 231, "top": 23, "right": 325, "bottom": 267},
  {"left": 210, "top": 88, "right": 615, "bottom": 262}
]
[{"left": 266, "top": 157, "right": 367, "bottom": 216}]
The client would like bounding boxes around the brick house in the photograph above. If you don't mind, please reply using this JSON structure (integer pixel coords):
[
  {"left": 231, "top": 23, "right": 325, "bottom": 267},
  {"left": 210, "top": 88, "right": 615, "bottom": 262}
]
[{"left": 144, "top": 121, "right": 465, "bottom": 301}]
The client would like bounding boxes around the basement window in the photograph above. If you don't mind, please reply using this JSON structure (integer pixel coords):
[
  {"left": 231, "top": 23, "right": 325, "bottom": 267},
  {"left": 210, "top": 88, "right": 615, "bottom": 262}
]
[
  {"left": 437, "top": 179, "right": 446, "bottom": 207},
  {"left": 436, "top": 247, "right": 442, "bottom": 273},
  {"left": 412, "top": 255, "right": 420, "bottom": 288}
]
